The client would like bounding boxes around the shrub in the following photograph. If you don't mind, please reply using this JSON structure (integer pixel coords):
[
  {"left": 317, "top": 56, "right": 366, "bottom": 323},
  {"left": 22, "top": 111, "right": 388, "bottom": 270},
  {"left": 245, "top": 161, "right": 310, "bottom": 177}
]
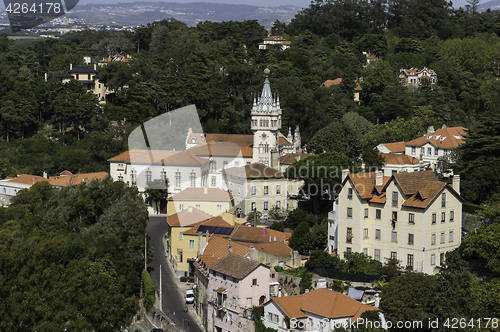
[{"left": 142, "top": 270, "right": 156, "bottom": 310}]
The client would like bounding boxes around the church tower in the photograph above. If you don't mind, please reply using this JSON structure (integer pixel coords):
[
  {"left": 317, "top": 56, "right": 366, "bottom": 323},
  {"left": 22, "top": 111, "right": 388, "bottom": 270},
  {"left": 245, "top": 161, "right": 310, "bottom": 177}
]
[{"left": 251, "top": 68, "right": 282, "bottom": 167}]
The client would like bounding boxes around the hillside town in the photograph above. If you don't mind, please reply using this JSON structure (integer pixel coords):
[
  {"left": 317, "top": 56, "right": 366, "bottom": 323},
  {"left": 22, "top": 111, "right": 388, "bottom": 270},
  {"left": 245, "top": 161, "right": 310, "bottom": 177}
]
[{"left": 1, "top": 1, "right": 500, "bottom": 332}]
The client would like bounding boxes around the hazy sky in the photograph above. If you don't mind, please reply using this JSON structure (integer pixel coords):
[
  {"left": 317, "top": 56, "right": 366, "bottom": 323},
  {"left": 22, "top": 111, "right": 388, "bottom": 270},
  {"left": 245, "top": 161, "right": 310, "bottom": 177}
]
[{"left": 75, "top": 0, "right": 477, "bottom": 10}]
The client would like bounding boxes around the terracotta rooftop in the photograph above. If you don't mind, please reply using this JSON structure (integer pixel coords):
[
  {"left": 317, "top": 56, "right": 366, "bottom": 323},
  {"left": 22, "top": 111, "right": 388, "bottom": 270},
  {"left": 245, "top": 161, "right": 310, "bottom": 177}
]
[
  {"left": 1, "top": 174, "right": 50, "bottom": 186},
  {"left": 252, "top": 241, "right": 293, "bottom": 258},
  {"left": 167, "top": 187, "right": 233, "bottom": 202},
  {"left": 381, "top": 141, "right": 406, "bottom": 154},
  {"left": 108, "top": 149, "right": 210, "bottom": 166},
  {"left": 391, "top": 170, "right": 438, "bottom": 196},
  {"left": 187, "top": 141, "right": 252, "bottom": 158},
  {"left": 321, "top": 78, "right": 362, "bottom": 90},
  {"left": 405, "top": 126, "right": 467, "bottom": 149},
  {"left": 381, "top": 153, "right": 420, "bottom": 165},
  {"left": 264, "top": 36, "right": 286, "bottom": 41},
  {"left": 50, "top": 172, "right": 109, "bottom": 187},
  {"left": 166, "top": 208, "right": 212, "bottom": 227},
  {"left": 223, "top": 163, "right": 283, "bottom": 179},
  {"left": 272, "top": 288, "right": 376, "bottom": 320},
  {"left": 344, "top": 172, "right": 391, "bottom": 200},
  {"left": 188, "top": 133, "right": 253, "bottom": 156},
  {"left": 230, "top": 225, "right": 291, "bottom": 244},
  {"left": 278, "top": 137, "right": 293, "bottom": 146},
  {"left": 209, "top": 252, "right": 265, "bottom": 279},
  {"left": 203, "top": 235, "right": 250, "bottom": 258},
  {"left": 279, "top": 152, "right": 312, "bottom": 165},
  {"left": 402, "top": 181, "right": 447, "bottom": 209}
]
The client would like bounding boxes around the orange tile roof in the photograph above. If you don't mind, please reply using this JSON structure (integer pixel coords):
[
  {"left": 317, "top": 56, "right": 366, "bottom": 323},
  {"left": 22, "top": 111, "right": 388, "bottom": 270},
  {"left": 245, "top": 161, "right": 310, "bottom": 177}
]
[
  {"left": 167, "top": 187, "right": 233, "bottom": 202},
  {"left": 49, "top": 172, "right": 108, "bottom": 187},
  {"left": 252, "top": 242, "right": 293, "bottom": 258},
  {"left": 2, "top": 174, "right": 50, "bottom": 186},
  {"left": 391, "top": 170, "right": 438, "bottom": 196},
  {"left": 188, "top": 133, "right": 254, "bottom": 157},
  {"left": 369, "top": 192, "right": 386, "bottom": 204},
  {"left": 405, "top": 126, "right": 467, "bottom": 149},
  {"left": 278, "top": 137, "right": 293, "bottom": 146},
  {"left": 166, "top": 208, "right": 212, "bottom": 227},
  {"left": 402, "top": 181, "right": 447, "bottom": 209},
  {"left": 187, "top": 141, "right": 252, "bottom": 158},
  {"left": 203, "top": 235, "right": 250, "bottom": 258},
  {"left": 279, "top": 152, "right": 312, "bottom": 165},
  {"left": 350, "top": 303, "right": 379, "bottom": 321},
  {"left": 381, "top": 153, "right": 420, "bottom": 165},
  {"left": 108, "top": 149, "right": 210, "bottom": 166},
  {"left": 183, "top": 216, "right": 235, "bottom": 235},
  {"left": 223, "top": 163, "right": 283, "bottom": 179},
  {"left": 382, "top": 141, "right": 406, "bottom": 153},
  {"left": 230, "top": 225, "right": 291, "bottom": 244},
  {"left": 344, "top": 172, "right": 391, "bottom": 200},
  {"left": 321, "top": 78, "right": 362, "bottom": 90},
  {"left": 60, "top": 170, "right": 73, "bottom": 175},
  {"left": 272, "top": 288, "right": 373, "bottom": 320},
  {"left": 264, "top": 36, "right": 286, "bottom": 41},
  {"left": 209, "top": 252, "right": 264, "bottom": 279}
]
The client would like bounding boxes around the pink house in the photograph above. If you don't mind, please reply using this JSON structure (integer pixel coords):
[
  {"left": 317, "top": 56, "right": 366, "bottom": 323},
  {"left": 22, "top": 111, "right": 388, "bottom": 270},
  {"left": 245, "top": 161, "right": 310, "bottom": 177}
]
[{"left": 207, "top": 252, "right": 271, "bottom": 332}]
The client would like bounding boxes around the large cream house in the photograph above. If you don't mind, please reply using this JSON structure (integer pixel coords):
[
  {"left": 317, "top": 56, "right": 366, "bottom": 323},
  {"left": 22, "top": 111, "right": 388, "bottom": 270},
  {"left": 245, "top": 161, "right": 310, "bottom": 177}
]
[
  {"left": 166, "top": 187, "right": 234, "bottom": 216},
  {"left": 328, "top": 170, "right": 463, "bottom": 274}
]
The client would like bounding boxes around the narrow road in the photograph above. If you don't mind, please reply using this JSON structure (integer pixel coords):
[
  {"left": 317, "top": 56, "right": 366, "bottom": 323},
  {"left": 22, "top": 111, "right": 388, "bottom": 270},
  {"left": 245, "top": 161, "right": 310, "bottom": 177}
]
[{"left": 147, "top": 216, "right": 202, "bottom": 332}]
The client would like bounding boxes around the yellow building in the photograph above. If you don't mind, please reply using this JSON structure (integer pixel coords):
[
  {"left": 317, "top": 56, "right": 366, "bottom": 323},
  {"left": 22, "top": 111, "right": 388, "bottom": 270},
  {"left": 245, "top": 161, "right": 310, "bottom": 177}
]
[
  {"left": 329, "top": 170, "right": 464, "bottom": 274},
  {"left": 166, "top": 187, "right": 234, "bottom": 216}
]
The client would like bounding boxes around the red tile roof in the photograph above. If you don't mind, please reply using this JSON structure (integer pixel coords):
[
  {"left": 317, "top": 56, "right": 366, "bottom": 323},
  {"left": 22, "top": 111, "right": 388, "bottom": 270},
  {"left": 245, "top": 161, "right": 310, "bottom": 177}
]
[
  {"left": 279, "top": 152, "right": 312, "bottom": 165},
  {"left": 272, "top": 288, "right": 376, "bottom": 320},
  {"left": 203, "top": 235, "right": 250, "bottom": 258},
  {"left": 183, "top": 216, "right": 235, "bottom": 236},
  {"left": 50, "top": 172, "right": 109, "bottom": 187},
  {"left": 405, "top": 127, "right": 467, "bottom": 149},
  {"left": 321, "top": 78, "right": 362, "bottom": 90},
  {"left": 230, "top": 225, "right": 291, "bottom": 244},
  {"left": 381, "top": 153, "right": 420, "bottom": 165},
  {"left": 381, "top": 141, "right": 406, "bottom": 154},
  {"left": 344, "top": 172, "right": 391, "bottom": 200},
  {"left": 188, "top": 133, "right": 253, "bottom": 157},
  {"left": 187, "top": 141, "right": 252, "bottom": 158},
  {"left": 209, "top": 253, "right": 266, "bottom": 279},
  {"left": 2, "top": 174, "right": 50, "bottom": 186},
  {"left": 252, "top": 242, "right": 293, "bottom": 258}
]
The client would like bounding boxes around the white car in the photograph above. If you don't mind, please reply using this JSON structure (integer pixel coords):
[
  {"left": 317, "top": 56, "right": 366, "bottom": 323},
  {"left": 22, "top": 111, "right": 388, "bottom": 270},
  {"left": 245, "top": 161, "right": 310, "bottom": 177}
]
[{"left": 185, "top": 289, "right": 194, "bottom": 304}]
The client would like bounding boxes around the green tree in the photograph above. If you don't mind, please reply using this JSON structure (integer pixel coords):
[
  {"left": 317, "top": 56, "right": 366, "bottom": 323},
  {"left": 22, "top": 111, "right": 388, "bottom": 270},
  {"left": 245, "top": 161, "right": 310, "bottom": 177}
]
[
  {"left": 307, "top": 120, "right": 362, "bottom": 159},
  {"left": 144, "top": 178, "right": 169, "bottom": 214}
]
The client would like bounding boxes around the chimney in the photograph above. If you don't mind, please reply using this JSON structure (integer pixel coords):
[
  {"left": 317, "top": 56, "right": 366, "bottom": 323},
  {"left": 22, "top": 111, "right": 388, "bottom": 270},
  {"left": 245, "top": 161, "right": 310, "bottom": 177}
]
[
  {"left": 342, "top": 169, "right": 350, "bottom": 182},
  {"left": 273, "top": 235, "right": 276, "bottom": 242},
  {"left": 453, "top": 174, "right": 460, "bottom": 195},
  {"left": 43, "top": 172, "right": 47, "bottom": 179},
  {"left": 204, "top": 187, "right": 208, "bottom": 194},
  {"left": 427, "top": 126, "right": 435, "bottom": 134},
  {"left": 376, "top": 170, "right": 383, "bottom": 186},
  {"left": 205, "top": 230, "right": 209, "bottom": 247},
  {"left": 44, "top": 73, "right": 47, "bottom": 81},
  {"left": 263, "top": 227, "right": 266, "bottom": 236},
  {"left": 228, "top": 245, "right": 232, "bottom": 253},
  {"left": 198, "top": 231, "right": 203, "bottom": 254},
  {"left": 70, "top": 63, "right": 72, "bottom": 70},
  {"left": 94, "top": 64, "right": 97, "bottom": 70},
  {"left": 269, "top": 235, "right": 272, "bottom": 242},
  {"left": 283, "top": 236, "right": 286, "bottom": 244},
  {"left": 374, "top": 293, "right": 380, "bottom": 308},
  {"left": 249, "top": 246, "right": 256, "bottom": 260}
]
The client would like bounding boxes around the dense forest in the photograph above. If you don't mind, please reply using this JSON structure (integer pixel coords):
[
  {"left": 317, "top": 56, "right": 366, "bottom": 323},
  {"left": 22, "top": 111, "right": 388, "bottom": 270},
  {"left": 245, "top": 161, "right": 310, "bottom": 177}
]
[{"left": 1, "top": 0, "right": 500, "bottom": 329}]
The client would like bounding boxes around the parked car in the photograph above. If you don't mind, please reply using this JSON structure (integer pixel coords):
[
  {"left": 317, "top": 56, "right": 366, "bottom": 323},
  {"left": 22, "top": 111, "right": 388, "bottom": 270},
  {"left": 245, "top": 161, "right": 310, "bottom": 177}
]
[{"left": 185, "top": 289, "right": 194, "bottom": 304}]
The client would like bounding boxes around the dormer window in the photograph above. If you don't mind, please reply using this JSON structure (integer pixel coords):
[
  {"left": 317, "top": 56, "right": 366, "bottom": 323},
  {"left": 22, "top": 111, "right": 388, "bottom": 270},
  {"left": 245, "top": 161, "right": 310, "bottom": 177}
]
[{"left": 191, "top": 137, "right": 196, "bottom": 143}]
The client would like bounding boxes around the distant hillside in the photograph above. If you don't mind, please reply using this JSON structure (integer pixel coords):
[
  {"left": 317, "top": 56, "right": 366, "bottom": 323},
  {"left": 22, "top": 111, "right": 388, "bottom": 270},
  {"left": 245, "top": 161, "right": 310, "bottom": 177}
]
[
  {"left": 478, "top": 0, "right": 500, "bottom": 11},
  {"left": 68, "top": 2, "right": 303, "bottom": 29}
]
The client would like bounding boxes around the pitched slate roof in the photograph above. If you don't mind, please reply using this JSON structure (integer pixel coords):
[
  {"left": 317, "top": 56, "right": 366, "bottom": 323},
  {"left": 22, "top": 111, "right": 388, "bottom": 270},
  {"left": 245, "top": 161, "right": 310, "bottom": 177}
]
[
  {"left": 167, "top": 187, "right": 233, "bottom": 202},
  {"left": 405, "top": 126, "right": 467, "bottom": 149},
  {"left": 271, "top": 288, "right": 376, "bottom": 320},
  {"left": 223, "top": 163, "right": 283, "bottom": 179},
  {"left": 209, "top": 252, "right": 264, "bottom": 279},
  {"left": 166, "top": 208, "right": 212, "bottom": 227},
  {"left": 108, "top": 149, "right": 210, "bottom": 166}
]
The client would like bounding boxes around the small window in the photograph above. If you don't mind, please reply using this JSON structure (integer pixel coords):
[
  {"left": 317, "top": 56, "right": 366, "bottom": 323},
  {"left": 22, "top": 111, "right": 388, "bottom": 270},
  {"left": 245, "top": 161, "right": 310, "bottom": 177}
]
[
  {"left": 431, "top": 233, "right": 436, "bottom": 245},
  {"left": 432, "top": 213, "right": 436, "bottom": 224},
  {"left": 374, "top": 249, "right": 381, "bottom": 261},
  {"left": 217, "top": 204, "right": 222, "bottom": 211},
  {"left": 276, "top": 185, "right": 281, "bottom": 195},
  {"left": 347, "top": 188, "right": 353, "bottom": 199},
  {"left": 363, "top": 228, "right": 368, "bottom": 239},
  {"left": 179, "top": 232, "right": 183, "bottom": 240},
  {"left": 189, "top": 239, "right": 195, "bottom": 249},
  {"left": 408, "top": 233, "right": 414, "bottom": 245},
  {"left": 409, "top": 213, "right": 415, "bottom": 224},
  {"left": 276, "top": 201, "right": 281, "bottom": 209},
  {"left": 246, "top": 298, "right": 252, "bottom": 307},
  {"left": 211, "top": 161, "right": 216, "bottom": 172},
  {"left": 450, "top": 210, "right": 454, "bottom": 222},
  {"left": 211, "top": 176, "right": 216, "bottom": 186},
  {"left": 264, "top": 186, "right": 269, "bottom": 195},
  {"left": 375, "top": 229, "right": 381, "bottom": 240},
  {"left": 441, "top": 192, "right": 446, "bottom": 207},
  {"left": 407, "top": 254, "right": 414, "bottom": 270},
  {"left": 146, "top": 170, "right": 152, "bottom": 183},
  {"left": 411, "top": 146, "right": 416, "bottom": 155},
  {"left": 391, "top": 231, "right": 397, "bottom": 243},
  {"left": 251, "top": 202, "right": 256, "bottom": 211},
  {"left": 421, "top": 147, "right": 425, "bottom": 155},
  {"left": 431, "top": 254, "right": 436, "bottom": 266},
  {"left": 376, "top": 209, "right": 381, "bottom": 219},
  {"left": 440, "top": 253, "right": 445, "bottom": 265},
  {"left": 252, "top": 278, "right": 257, "bottom": 286},
  {"left": 441, "top": 212, "right": 446, "bottom": 223},
  {"left": 392, "top": 191, "right": 398, "bottom": 207},
  {"left": 223, "top": 161, "right": 228, "bottom": 169},
  {"left": 251, "top": 186, "right": 256, "bottom": 195},
  {"left": 196, "top": 204, "right": 201, "bottom": 210},
  {"left": 427, "top": 147, "right": 432, "bottom": 156},
  {"left": 392, "top": 211, "right": 398, "bottom": 221},
  {"left": 347, "top": 207, "right": 352, "bottom": 218},
  {"left": 346, "top": 227, "right": 353, "bottom": 243},
  {"left": 363, "top": 248, "right": 368, "bottom": 255},
  {"left": 179, "top": 204, "right": 184, "bottom": 211},
  {"left": 435, "top": 148, "right": 439, "bottom": 156},
  {"left": 391, "top": 251, "right": 397, "bottom": 259},
  {"left": 440, "top": 232, "right": 445, "bottom": 244},
  {"left": 449, "top": 230, "right": 454, "bottom": 243},
  {"left": 364, "top": 208, "right": 368, "bottom": 218}
]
